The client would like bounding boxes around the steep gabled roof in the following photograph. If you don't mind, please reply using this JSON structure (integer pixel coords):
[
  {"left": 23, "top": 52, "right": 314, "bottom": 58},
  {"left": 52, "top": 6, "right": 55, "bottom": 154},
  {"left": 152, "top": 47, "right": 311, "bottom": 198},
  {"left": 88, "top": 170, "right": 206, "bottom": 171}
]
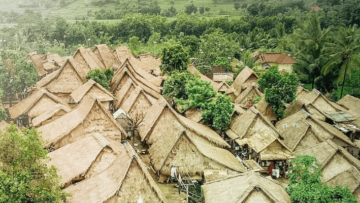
[
  {"left": 202, "top": 171, "right": 291, "bottom": 203},
  {"left": 93, "top": 44, "right": 121, "bottom": 70},
  {"left": 234, "top": 83, "right": 263, "bottom": 105},
  {"left": 117, "top": 85, "right": 153, "bottom": 114},
  {"left": 38, "top": 97, "right": 125, "bottom": 148},
  {"left": 255, "top": 97, "right": 277, "bottom": 121},
  {"left": 337, "top": 94, "right": 360, "bottom": 116},
  {"left": 232, "top": 67, "right": 258, "bottom": 96},
  {"left": 73, "top": 47, "right": 105, "bottom": 71},
  {"left": 188, "top": 66, "right": 221, "bottom": 92},
  {"left": 32, "top": 104, "right": 71, "bottom": 127},
  {"left": 64, "top": 143, "right": 167, "bottom": 203},
  {"left": 27, "top": 53, "right": 46, "bottom": 77},
  {"left": 257, "top": 53, "right": 296, "bottom": 64},
  {"left": 69, "top": 79, "right": 115, "bottom": 103},
  {"left": 47, "top": 134, "right": 121, "bottom": 187},
  {"left": 8, "top": 88, "right": 70, "bottom": 119}
]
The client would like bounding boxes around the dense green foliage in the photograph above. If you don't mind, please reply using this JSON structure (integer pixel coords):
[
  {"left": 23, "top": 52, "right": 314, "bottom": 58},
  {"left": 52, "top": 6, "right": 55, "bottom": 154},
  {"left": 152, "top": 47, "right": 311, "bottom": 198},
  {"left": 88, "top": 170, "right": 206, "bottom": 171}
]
[
  {"left": 287, "top": 155, "right": 357, "bottom": 203},
  {"left": 214, "top": 57, "right": 230, "bottom": 71},
  {"left": 0, "top": 89, "right": 7, "bottom": 121},
  {"left": 162, "top": 70, "right": 195, "bottom": 100},
  {"left": 258, "top": 67, "right": 299, "bottom": 119},
  {"left": 0, "top": 124, "right": 66, "bottom": 202},
  {"left": 202, "top": 94, "right": 234, "bottom": 131},
  {"left": 160, "top": 44, "right": 190, "bottom": 73},
  {"left": 86, "top": 68, "right": 113, "bottom": 90}
]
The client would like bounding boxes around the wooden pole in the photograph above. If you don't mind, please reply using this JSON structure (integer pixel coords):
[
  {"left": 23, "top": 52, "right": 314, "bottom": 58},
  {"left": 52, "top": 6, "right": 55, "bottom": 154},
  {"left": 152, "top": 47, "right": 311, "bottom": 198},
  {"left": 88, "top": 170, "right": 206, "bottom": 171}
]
[{"left": 186, "top": 185, "right": 189, "bottom": 203}]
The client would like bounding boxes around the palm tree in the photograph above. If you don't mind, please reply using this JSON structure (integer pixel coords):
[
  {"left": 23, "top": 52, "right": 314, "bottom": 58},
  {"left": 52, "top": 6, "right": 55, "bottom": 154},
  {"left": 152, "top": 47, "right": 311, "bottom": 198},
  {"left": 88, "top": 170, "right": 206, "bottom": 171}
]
[{"left": 322, "top": 24, "right": 360, "bottom": 98}]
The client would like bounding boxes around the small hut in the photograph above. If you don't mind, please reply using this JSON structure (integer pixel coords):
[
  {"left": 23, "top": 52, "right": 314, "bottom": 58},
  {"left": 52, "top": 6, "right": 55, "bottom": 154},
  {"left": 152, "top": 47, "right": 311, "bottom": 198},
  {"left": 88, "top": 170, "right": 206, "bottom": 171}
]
[
  {"left": 149, "top": 121, "right": 246, "bottom": 178},
  {"left": 26, "top": 53, "right": 47, "bottom": 77},
  {"left": 73, "top": 47, "right": 105, "bottom": 73},
  {"left": 93, "top": 44, "right": 121, "bottom": 70},
  {"left": 234, "top": 83, "right": 263, "bottom": 107},
  {"left": 32, "top": 104, "right": 71, "bottom": 127},
  {"left": 8, "top": 88, "right": 70, "bottom": 127},
  {"left": 294, "top": 140, "right": 360, "bottom": 201},
  {"left": 38, "top": 96, "right": 125, "bottom": 150},
  {"left": 255, "top": 97, "right": 276, "bottom": 123},
  {"left": 35, "top": 57, "right": 86, "bottom": 100},
  {"left": 69, "top": 79, "right": 115, "bottom": 110},
  {"left": 138, "top": 98, "right": 230, "bottom": 148},
  {"left": 202, "top": 171, "right": 291, "bottom": 203},
  {"left": 232, "top": 66, "right": 258, "bottom": 96},
  {"left": 47, "top": 134, "right": 121, "bottom": 188},
  {"left": 337, "top": 94, "right": 360, "bottom": 116},
  {"left": 64, "top": 143, "right": 167, "bottom": 203}
]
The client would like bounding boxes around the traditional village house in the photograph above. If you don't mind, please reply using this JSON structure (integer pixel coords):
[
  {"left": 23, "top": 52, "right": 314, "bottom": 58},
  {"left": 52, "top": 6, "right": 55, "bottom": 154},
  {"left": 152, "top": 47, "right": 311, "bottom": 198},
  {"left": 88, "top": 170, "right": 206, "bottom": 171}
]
[
  {"left": 47, "top": 134, "right": 122, "bottom": 188},
  {"left": 8, "top": 88, "right": 71, "bottom": 127},
  {"left": 188, "top": 65, "right": 221, "bottom": 92},
  {"left": 31, "top": 104, "right": 71, "bottom": 127},
  {"left": 93, "top": 44, "right": 121, "bottom": 70},
  {"left": 338, "top": 95, "right": 360, "bottom": 116},
  {"left": 138, "top": 98, "right": 230, "bottom": 148},
  {"left": 42, "top": 53, "right": 67, "bottom": 74},
  {"left": 218, "top": 82, "right": 237, "bottom": 102},
  {"left": 213, "top": 73, "right": 234, "bottom": 83},
  {"left": 73, "top": 47, "right": 105, "bottom": 73},
  {"left": 35, "top": 57, "right": 86, "bottom": 100},
  {"left": 64, "top": 143, "right": 167, "bottom": 203},
  {"left": 337, "top": 95, "right": 360, "bottom": 139},
  {"left": 294, "top": 140, "right": 360, "bottom": 201},
  {"left": 149, "top": 121, "right": 246, "bottom": 180},
  {"left": 26, "top": 52, "right": 47, "bottom": 77},
  {"left": 38, "top": 96, "right": 125, "bottom": 150},
  {"left": 137, "top": 53, "right": 162, "bottom": 76},
  {"left": 184, "top": 108, "right": 203, "bottom": 123},
  {"left": 226, "top": 108, "right": 292, "bottom": 177},
  {"left": 235, "top": 83, "right": 263, "bottom": 107},
  {"left": 202, "top": 171, "right": 291, "bottom": 203},
  {"left": 255, "top": 97, "right": 277, "bottom": 123},
  {"left": 232, "top": 66, "right": 259, "bottom": 97},
  {"left": 69, "top": 79, "right": 115, "bottom": 110},
  {"left": 254, "top": 53, "right": 296, "bottom": 72},
  {"left": 242, "top": 159, "right": 264, "bottom": 171}
]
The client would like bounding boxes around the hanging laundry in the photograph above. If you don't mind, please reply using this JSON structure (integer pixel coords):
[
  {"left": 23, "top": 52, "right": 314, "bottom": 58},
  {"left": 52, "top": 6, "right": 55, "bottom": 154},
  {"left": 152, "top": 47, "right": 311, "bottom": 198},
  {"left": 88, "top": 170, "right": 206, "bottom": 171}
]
[{"left": 171, "top": 166, "right": 177, "bottom": 178}]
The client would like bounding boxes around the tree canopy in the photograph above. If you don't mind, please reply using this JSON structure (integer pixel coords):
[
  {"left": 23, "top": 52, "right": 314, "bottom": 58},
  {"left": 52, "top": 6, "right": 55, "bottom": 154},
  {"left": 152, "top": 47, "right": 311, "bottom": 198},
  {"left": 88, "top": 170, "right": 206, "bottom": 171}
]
[
  {"left": 160, "top": 44, "right": 190, "bottom": 73},
  {"left": 0, "top": 89, "right": 7, "bottom": 121},
  {"left": 162, "top": 70, "right": 195, "bottom": 100},
  {"left": 86, "top": 68, "right": 113, "bottom": 90}
]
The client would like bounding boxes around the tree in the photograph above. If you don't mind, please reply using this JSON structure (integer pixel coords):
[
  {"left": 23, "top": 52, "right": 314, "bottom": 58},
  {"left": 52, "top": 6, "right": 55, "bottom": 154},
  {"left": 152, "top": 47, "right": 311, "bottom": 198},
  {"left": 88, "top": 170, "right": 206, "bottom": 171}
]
[
  {"left": 129, "top": 36, "right": 140, "bottom": 51},
  {"left": 86, "top": 69, "right": 112, "bottom": 90},
  {"left": 258, "top": 67, "right": 299, "bottom": 119},
  {"left": 163, "top": 70, "right": 195, "bottom": 100},
  {"left": 287, "top": 155, "right": 357, "bottom": 203},
  {"left": 214, "top": 57, "right": 230, "bottom": 71},
  {"left": 185, "top": 4, "right": 197, "bottom": 15},
  {"left": 0, "top": 124, "right": 67, "bottom": 202},
  {"left": 322, "top": 25, "right": 360, "bottom": 99},
  {"left": 202, "top": 94, "right": 234, "bottom": 131},
  {"left": 0, "top": 89, "right": 7, "bottom": 121},
  {"left": 180, "top": 35, "right": 200, "bottom": 57},
  {"left": 199, "top": 7, "right": 205, "bottom": 14},
  {"left": 0, "top": 51, "right": 39, "bottom": 106},
  {"left": 160, "top": 44, "right": 190, "bottom": 73},
  {"left": 234, "top": 3, "right": 240, "bottom": 10},
  {"left": 175, "top": 78, "right": 216, "bottom": 111}
]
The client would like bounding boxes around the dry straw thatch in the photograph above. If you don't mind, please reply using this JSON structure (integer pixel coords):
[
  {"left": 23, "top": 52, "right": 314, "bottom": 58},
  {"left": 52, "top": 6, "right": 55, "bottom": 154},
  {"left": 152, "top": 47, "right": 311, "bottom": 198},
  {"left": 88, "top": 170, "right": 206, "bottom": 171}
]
[
  {"left": 255, "top": 97, "right": 276, "bottom": 122},
  {"left": 337, "top": 94, "right": 360, "bottom": 117},
  {"left": 242, "top": 159, "right": 264, "bottom": 171},
  {"left": 69, "top": 79, "right": 115, "bottom": 104},
  {"left": 235, "top": 83, "right": 263, "bottom": 106},
  {"left": 184, "top": 108, "right": 203, "bottom": 123},
  {"left": 26, "top": 53, "right": 47, "bottom": 77},
  {"left": 93, "top": 44, "right": 121, "bottom": 70},
  {"left": 138, "top": 97, "right": 230, "bottom": 148},
  {"left": 64, "top": 143, "right": 167, "bottom": 203},
  {"left": 0, "top": 121, "right": 10, "bottom": 131},
  {"left": 226, "top": 108, "right": 291, "bottom": 160},
  {"left": 47, "top": 134, "right": 121, "bottom": 188},
  {"left": 294, "top": 140, "right": 360, "bottom": 201},
  {"left": 202, "top": 171, "right": 290, "bottom": 203},
  {"left": 38, "top": 96, "right": 125, "bottom": 149},
  {"left": 149, "top": 120, "right": 246, "bottom": 177},
  {"left": 32, "top": 104, "right": 71, "bottom": 127},
  {"left": 232, "top": 66, "right": 258, "bottom": 96},
  {"left": 8, "top": 88, "right": 70, "bottom": 120},
  {"left": 73, "top": 47, "right": 105, "bottom": 73}
]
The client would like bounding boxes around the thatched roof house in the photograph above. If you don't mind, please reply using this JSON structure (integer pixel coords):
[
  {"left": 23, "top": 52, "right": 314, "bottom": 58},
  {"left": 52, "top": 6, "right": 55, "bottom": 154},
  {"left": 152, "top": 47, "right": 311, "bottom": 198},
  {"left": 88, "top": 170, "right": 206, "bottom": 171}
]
[
  {"left": 26, "top": 53, "right": 47, "bottom": 77},
  {"left": 32, "top": 104, "right": 71, "bottom": 127},
  {"left": 149, "top": 121, "right": 246, "bottom": 177},
  {"left": 255, "top": 97, "right": 276, "bottom": 122},
  {"left": 35, "top": 57, "right": 86, "bottom": 99},
  {"left": 93, "top": 44, "right": 120, "bottom": 70},
  {"left": 69, "top": 79, "right": 115, "bottom": 110},
  {"left": 232, "top": 66, "right": 258, "bottom": 96},
  {"left": 8, "top": 88, "right": 70, "bottom": 122},
  {"left": 226, "top": 108, "right": 291, "bottom": 160},
  {"left": 47, "top": 134, "right": 121, "bottom": 188},
  {"left": 188, "top": 65, "right": 221, "bottom": 92},
  {"left": 64, "top": 143, "right": 167, "bottom": 203},
  {"left": 184, "top": 108, "right": 203, "bottom": 123},
  {"left": 73, "top": 47, "right": 105, "bottom": 72},
  {"left": 138, "top": 98, "right": 230, "bottom": 148},
  {"left": 294, "top": 140, "right": 360, "bottom": 201},
  {"left": 276, "top": 110, "right": 355, "bottom": 148},
  {"left": 202, "top": 171, "right": 290, "bottom": 203},
  {"left": 38, "top": 96, "right": 125, "bottom": 149},
  {"left": 337, "top": 94, "right": 360, "bottom": 116},
  {"left": 234, "top": 83, "right": 263, "bottom": 107}
]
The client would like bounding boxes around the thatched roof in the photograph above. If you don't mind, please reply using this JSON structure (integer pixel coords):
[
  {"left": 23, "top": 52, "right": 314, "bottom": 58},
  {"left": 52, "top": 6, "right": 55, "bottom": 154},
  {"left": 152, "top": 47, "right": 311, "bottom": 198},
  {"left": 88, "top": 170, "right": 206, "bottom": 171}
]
[
  {"left": 8, "top": 88, "right": 70, "bottom": 119},
  {"left": 276, "top": 110, "right": 355, "bottom": 147},
  {"left": 27, "top": 53, "right": 47, "bottom": 77},
  {"left": 284, "top": 99, "right": 305, "bottom": 118},
  {"left": 234, "top": 83, "right": 263, "bottom": 106},
  {"left": 188, "top": 66, "right": 221, "bottom": 92},
  {"left": 255, "top": 97, "right": 276, "bottom": 121},
  {"left": 0, "top": 121, "right": 10, "bottom": 131},
  {"left": 232, "top": 67, "right": 258, "bottom": 96},
  {"left": 138, "top": 98, "right": 230, "bottom": 148},
  {"left": 337, "top": 94, "right": 360, "bottom": 116},
  {"left": 47, "top": 134, "right": 121, "bottom": 188},
  {"left": 184, "top": 108, "right": 203, "bottom": 123},
  {"left": 242, "top": 160, "right": 264, "bottom": 171},
  {"left": 32, "top": 104, "right": 71, "bottom": 127},
  {"left": 226, "top": 108, "right": 291, "bottom": 160},
  {"left": 69, "top": 79, "right": 115, "bottom": 104},
  {"left": 202, "top": 171, "right": 290, "bottom": 203},
  {"left": 35, "top": 57, "right": 86, "bottom": 94},
  {"left": 294, "top": 139, "right": 360, "bottom": 200},
  {"left": 213, "top": 73, "right": 233, "bottom": 83},
  {"left": 38, "top": 96, "right": 125, "bottom": 149},
  {"left": 113, "top": 46, "right": 162, "bottom": 76},
  {"left": 64, "top": 143, "right": 167, "bottom": 203},
  {"left": 255, "top": 53, "right": 296, "bottom": 64},
  {"left": 73, "top": 47, "right": 105, "bottom": 72},
  {"left": 93, "top": 44, "right": 121, "bottom": 70},
  {"left": 149, "top": 122, "right": 246, "bottom": 176}
]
